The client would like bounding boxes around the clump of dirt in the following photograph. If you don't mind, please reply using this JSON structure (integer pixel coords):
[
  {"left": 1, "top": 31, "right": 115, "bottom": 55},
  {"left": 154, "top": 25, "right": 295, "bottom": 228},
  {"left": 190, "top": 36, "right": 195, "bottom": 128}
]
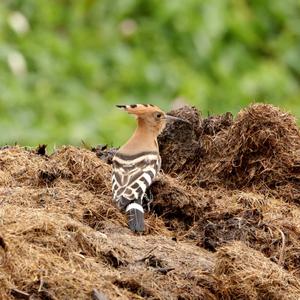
[
  {"left": 1, "top": 103, "right": 300, "bottom": 299},
  {"left": 158, "top": 106, "right": 202, "bottom": 175},
  {"left": 92, "top": 144, "right": 118, "bottom": 165},
  {"left": 201, "top": 112, "right": 233, "bottom": 136},
  {"left": 158, "top": 106, "right": 234, "bottom": 182}
]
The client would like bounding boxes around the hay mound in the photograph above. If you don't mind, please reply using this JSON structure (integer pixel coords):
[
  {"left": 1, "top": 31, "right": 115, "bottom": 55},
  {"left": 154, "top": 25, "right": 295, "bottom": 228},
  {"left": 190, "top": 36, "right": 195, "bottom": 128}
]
[
  {"left": 215, "top": 241, "right": 300, "bottom": 299},
  {"left": 217, "top": 104, "right": 300, "bottom": 189},
  {"left": 150, "top": 175, "right": 300, "bottom": 277},
  {"left": 0, "top": 145, "right": 217, "bottom": 299},
  {"left": 0, "top": 205, "right": 216, "bottom": 299},
  {"left": 1, "top": 103, "right": 300, "bottom": 299},
  {"left": 159, "top": 104, "right": 300, "bottom": 202}
]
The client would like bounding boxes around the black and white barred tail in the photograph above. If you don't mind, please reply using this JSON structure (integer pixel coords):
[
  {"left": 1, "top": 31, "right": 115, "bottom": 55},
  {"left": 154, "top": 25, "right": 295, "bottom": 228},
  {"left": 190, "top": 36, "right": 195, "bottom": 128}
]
[
  {"left": 112, "top": 151, "right": 161, "bottom": 233},
  {"left": 126, "top": 202, "right": 144, "bottom": 232}
]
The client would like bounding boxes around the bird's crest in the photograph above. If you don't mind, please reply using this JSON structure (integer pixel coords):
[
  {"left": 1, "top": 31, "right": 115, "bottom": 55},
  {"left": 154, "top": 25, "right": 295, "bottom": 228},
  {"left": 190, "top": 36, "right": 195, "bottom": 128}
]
[{"left": 116, "top": 104, "right": 163, "bottom": 115}]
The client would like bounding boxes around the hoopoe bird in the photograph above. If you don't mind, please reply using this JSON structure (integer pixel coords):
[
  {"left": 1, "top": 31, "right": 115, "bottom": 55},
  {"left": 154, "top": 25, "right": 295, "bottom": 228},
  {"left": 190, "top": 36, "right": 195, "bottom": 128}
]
[{"left": 112, "top": 104, "right": 185, "bottom": 232}]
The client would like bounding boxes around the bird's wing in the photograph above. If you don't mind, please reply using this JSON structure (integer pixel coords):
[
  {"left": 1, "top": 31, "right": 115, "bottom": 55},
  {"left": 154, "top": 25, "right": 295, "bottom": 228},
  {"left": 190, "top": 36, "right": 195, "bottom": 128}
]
[{"left": 112, "top": 152, "right": 160, "bottom": 210}]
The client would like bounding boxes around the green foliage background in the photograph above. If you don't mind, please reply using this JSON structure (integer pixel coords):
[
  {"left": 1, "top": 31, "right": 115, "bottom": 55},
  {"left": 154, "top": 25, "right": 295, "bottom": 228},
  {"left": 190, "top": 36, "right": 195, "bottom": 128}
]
[{"left": 0, "top": 0, "right": 299, "bottom": 148}]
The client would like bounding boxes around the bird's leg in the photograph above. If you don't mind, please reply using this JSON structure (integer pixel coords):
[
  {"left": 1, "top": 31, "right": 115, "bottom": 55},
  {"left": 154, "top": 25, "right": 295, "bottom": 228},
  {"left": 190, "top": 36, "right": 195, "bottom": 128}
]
[{"left": 143, "top": 189, "right": 154, "bottom": 212}]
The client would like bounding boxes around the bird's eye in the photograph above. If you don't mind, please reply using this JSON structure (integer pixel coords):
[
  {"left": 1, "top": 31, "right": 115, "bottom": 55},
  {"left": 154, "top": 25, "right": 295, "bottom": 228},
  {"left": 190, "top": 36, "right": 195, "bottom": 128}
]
[{"left": 156, "top": 113, "right": 162, "bottom": 118}]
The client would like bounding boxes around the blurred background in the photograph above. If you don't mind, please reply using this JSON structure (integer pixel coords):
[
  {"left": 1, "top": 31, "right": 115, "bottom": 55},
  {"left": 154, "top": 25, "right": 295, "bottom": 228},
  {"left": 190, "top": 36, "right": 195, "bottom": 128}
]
[{"left": 0, "top": 0, "right": 299, "bottom": 149}]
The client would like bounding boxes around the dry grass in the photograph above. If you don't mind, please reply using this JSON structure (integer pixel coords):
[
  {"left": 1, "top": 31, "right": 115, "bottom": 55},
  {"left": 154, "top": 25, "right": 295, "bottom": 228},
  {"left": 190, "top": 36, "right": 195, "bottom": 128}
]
[
  {"left": 215, "top": 241, "right": 300, "bottom": 300},
  {"left": 1, "top": 103, "right": 300, "bottom": 299},
  {"left": 159, "top": 104, "right": 300, "bottom": 203}
]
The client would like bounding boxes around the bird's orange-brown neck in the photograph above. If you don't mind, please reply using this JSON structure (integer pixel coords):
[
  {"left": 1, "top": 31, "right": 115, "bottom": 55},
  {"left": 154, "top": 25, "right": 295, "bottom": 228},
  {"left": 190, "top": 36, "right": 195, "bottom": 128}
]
[{"left": 118, "top": 118, "right": 160, "bottom": 155}]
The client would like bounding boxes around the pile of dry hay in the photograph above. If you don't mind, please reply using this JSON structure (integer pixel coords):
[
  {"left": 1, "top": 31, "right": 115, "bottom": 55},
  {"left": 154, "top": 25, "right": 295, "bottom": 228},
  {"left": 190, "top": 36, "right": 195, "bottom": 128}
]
[
  {"left": 159, "top": 103, "right": 300, "bottom": 202},
  {"left": 0, "top": 103, "right": 300, "bottom": 299}
]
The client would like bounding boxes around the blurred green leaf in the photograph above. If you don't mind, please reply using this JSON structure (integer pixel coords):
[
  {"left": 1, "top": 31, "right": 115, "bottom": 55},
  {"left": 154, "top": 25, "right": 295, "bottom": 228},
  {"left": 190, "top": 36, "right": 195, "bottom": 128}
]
[{"left": 0, "top": 0, "right": 299, "bottom": 148}]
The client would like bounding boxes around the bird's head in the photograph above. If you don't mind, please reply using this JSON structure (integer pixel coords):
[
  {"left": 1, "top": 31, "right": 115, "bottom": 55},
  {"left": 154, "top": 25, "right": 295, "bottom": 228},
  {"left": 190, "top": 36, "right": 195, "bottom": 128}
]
[{"left": 116, "top": 104, "right": 188, "bottom": 135}]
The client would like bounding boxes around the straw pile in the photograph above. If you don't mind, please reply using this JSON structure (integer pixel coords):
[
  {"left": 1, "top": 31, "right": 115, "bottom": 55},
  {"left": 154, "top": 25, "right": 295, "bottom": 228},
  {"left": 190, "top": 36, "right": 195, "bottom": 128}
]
[
  {"left": 159, "top": 104, "right": 300, "bottom": 202},
  {"left": 0, "top": 103, "right": 300, "bottom": 299},
  {"left": 215, "top": 241, "right": 300, "bottom": 299}
]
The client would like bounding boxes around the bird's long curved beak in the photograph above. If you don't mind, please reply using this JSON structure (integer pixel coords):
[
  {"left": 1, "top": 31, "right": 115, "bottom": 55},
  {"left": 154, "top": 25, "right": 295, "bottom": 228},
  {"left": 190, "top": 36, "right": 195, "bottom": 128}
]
[{"left": 166, "top": 114, "right": 191, "bottom": 124}]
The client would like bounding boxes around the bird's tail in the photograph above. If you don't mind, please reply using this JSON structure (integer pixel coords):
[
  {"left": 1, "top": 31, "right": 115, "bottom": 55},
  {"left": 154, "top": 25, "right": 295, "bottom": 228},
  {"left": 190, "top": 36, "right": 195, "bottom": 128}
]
[{"left": 125, "top": 202, "right": 144, "bottom": 232}]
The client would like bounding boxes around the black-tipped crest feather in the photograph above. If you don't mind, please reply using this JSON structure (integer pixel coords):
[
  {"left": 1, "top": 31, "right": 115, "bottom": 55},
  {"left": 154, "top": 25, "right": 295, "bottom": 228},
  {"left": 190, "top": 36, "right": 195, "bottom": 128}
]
[{"left": 116, "top": 105, "right": 127, "bottom": 109}]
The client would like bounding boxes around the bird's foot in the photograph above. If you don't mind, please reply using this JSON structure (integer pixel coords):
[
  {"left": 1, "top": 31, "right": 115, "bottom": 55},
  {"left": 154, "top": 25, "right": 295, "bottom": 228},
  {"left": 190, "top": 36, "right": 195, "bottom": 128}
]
[{"left": 143, "top": 190, "right": 154, "bottom": 212}]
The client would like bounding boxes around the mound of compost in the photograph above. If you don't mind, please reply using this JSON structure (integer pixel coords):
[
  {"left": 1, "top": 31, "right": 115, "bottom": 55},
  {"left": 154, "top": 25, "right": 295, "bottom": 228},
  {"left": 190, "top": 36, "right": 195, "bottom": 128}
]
[
  {"left": 0, "top": 103, "right": 300, "bottom": 299},
  {"left": 159, "top": 104, "right": 300, "bottom": 202}
]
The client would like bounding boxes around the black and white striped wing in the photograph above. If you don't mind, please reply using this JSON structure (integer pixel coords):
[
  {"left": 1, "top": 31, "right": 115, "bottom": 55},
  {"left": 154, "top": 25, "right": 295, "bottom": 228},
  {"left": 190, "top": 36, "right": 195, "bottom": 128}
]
[{"left": 112, "top": 152, "right": 160, "bottom": 210}]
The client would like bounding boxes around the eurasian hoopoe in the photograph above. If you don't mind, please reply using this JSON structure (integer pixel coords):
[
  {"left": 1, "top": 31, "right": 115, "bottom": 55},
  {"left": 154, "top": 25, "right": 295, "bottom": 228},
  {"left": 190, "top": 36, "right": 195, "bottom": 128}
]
[{"left": 112, "top": 104, "right": 185, "bottom": 232}]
